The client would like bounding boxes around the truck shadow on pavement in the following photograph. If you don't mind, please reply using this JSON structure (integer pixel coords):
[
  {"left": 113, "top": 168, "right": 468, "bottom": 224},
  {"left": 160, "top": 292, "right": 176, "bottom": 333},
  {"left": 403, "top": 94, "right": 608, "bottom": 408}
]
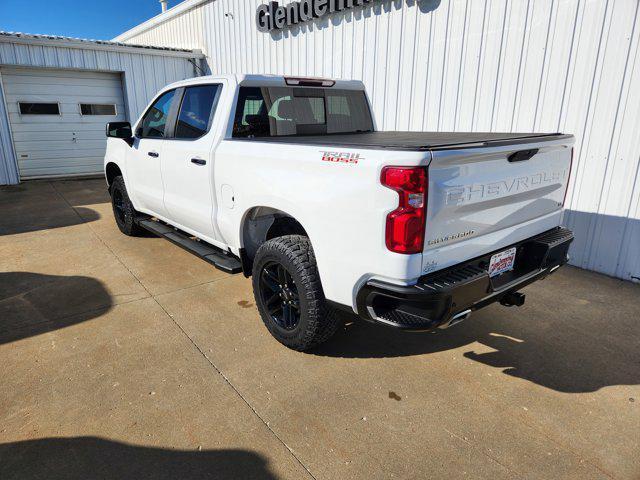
[
  {"left": 314, "top": 301, "right": 640, "bottom": 394},
  {"left": 0, "top": 181, "right": 104, "bottom": 236},
  {"left": 0, "top": 206, "right": 101, "bottom": 236},
  {"left": 0, "top": 272, "right": 113, "bottom": 345},
  {"left": 0, "top": 437, "right": 277, "bottom": 480}
]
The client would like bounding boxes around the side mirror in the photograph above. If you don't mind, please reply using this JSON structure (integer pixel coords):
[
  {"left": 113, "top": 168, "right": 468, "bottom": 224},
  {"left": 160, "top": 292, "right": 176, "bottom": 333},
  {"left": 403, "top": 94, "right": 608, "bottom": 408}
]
[{"left": 106, "top": 122, "right": 133, "bottom": 146}]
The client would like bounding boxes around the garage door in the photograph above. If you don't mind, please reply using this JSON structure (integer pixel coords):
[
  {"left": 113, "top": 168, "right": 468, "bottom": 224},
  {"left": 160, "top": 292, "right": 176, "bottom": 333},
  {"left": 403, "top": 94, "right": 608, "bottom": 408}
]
[{"left": 1, "top": 67, "right": 126, "bottom": 178}]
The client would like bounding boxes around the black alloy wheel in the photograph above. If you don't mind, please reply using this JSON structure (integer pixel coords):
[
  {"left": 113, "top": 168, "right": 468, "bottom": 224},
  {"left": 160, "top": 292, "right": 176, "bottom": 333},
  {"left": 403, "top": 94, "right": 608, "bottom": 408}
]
[
  {"left": 259, "top": 261, "right": 301, "bottom": 330},
  {"left": 251, "top": 235, "right": 342, "bottom": 351},
  {"left": 112, "top": 187, "right": 126, "bottom": 225},
  {"left": 110, "top": 176, "right": 143, "bottom": 236}
]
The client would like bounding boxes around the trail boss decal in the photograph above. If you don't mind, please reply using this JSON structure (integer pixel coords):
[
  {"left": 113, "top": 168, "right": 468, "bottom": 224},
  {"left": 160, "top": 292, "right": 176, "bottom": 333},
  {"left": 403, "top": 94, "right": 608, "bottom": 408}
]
[{"left": 320, "top": 151, "right": 363, "bottom": 164}]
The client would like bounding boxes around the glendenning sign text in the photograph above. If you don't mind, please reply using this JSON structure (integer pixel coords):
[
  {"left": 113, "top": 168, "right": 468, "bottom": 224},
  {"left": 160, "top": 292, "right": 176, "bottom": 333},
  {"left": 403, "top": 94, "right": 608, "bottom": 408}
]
[{"left": 256, "top": 0, "right": 377, "bottom": 32}]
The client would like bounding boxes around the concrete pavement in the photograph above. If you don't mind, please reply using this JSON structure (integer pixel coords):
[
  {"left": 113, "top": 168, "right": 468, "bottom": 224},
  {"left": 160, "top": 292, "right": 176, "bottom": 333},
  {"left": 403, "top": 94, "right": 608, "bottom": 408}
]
[{"left": 1, "top": 179, "right": 638, "bottom": 479}]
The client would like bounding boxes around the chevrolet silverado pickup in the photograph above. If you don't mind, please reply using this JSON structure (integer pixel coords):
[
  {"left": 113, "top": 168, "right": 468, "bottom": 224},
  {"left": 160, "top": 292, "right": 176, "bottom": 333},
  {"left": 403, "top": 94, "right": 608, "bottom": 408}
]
[{"left": 104, "top": 74, "right": 575, "bottom": 351}]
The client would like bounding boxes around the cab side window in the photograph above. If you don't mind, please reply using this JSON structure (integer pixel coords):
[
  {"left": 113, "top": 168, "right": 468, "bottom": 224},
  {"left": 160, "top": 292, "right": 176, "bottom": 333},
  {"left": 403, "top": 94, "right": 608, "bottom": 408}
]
[
  {"left": 175, "top": 85, "right": 221, "bottom": 139},
  {"left": 139, "top": 90, "right": 176, "bottom": 139}
]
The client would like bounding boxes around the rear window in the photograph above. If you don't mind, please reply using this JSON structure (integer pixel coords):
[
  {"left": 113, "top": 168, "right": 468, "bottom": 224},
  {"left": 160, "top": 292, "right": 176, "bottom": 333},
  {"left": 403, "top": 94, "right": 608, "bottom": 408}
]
[{"left": 232, "top": 87, "right": 373, "bottom": 138}]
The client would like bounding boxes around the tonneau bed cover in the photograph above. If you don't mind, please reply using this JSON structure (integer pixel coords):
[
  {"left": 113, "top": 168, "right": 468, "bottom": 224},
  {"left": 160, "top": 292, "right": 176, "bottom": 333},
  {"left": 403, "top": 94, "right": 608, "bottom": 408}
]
[{"left": 230, "top": 131, "right": 572, "bottom": 151}]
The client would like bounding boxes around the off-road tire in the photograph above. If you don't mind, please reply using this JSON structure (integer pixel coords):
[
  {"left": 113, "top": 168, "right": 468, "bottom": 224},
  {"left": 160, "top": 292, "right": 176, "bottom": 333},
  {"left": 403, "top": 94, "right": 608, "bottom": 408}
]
[
  {"left": 252, "top": 235, "right": 341, "bottom": 351},
  {"left": 110, "top": 176, "right": 144, "bottom": 237}
]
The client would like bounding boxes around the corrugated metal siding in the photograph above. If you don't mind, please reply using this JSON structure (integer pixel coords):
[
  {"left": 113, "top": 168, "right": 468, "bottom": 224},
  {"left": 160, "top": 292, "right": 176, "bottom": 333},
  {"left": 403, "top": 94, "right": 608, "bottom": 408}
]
[
  {"left": 119, "top": 2, "right": 209, "bottom": 58},
  {"left": 0, "top": 40, "right": 199, "bottom": 184},
  {"left": 0, "top": 43, "right": 197, "bottom": 122},
  {"left": 0, "top": 72, "right": 19, "bottom": 184},
  {"left": 114, "top": 0, "right": 640, "bottom": 282}
]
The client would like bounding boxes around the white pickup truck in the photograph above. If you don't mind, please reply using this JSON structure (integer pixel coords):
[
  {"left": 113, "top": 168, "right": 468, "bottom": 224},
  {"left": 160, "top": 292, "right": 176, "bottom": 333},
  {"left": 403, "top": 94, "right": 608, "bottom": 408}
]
[{"left": 104, "top": 74, "right": 574, "bottom": 351}]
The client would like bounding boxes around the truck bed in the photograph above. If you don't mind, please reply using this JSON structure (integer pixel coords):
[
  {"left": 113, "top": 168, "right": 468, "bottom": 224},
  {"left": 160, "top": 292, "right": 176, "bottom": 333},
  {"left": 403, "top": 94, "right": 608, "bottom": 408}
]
[{"left": 230, "top": 131, "right": 572, "bottom": 151}]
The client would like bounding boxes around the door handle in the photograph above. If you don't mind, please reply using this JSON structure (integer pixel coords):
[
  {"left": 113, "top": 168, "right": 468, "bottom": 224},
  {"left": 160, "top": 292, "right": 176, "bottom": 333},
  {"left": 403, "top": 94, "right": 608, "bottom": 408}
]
[
  {"left": 148, "top": 151, "right": 159, "bottom": 158},
  {"left": 191, "top": 158, "right": 206, "bottom": 166},
  {"left": 508, "top": 149, "right": 538, "bottom": 162}
]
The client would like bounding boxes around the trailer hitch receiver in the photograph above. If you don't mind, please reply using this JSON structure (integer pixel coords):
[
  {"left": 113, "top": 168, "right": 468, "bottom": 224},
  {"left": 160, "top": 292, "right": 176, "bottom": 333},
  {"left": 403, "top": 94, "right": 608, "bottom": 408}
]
[{"left": 500, "top": 292, "right": 526, "bottom": 307}]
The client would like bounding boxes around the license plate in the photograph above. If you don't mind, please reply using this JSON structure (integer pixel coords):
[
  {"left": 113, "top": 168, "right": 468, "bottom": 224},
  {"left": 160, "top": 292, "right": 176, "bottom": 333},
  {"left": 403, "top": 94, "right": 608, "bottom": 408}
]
[{"left": 488, "top": 247, "right": 517, "bottom": 278}]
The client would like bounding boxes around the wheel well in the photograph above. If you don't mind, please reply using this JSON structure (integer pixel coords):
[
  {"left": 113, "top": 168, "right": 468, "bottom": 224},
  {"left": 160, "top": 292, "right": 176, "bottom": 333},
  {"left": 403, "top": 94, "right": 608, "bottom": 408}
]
[
  {"left": 241, "top": 207, "right": 308, "bottom": 276},
  {"left": 105, "top": 163, "right": 122, "bottom": 187},
  {"left": 266, "top": 216, "right": 307, "bottom": 240}
]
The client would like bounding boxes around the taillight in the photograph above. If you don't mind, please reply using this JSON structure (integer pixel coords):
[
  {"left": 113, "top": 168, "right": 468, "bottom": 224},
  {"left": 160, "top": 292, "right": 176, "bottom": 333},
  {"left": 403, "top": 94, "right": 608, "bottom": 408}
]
[
  {"left": 563, "top": 148, "right": 574, "bottom": 207},
  {"left": 381, "top": 166, "right": 427, "bottom": 254}
]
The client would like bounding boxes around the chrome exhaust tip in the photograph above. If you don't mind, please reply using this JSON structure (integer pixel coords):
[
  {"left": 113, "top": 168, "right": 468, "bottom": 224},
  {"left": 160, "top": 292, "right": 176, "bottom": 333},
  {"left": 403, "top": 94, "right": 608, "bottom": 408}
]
[{"left": 439, "top": 309, "right": 472, "bottom": 329}]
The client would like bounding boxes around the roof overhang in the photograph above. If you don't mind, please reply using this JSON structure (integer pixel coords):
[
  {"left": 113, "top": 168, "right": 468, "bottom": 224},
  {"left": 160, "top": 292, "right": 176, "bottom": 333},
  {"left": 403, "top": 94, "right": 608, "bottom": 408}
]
[{"left": 0, "top": 32, "right": 205, "bottom": 59}]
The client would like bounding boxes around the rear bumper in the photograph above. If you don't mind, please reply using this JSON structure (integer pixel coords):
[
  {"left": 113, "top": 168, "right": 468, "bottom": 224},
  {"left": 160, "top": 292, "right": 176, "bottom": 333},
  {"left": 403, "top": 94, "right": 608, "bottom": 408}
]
[{"left": 355, "top": 227, "right": 574, "bottom": 330}]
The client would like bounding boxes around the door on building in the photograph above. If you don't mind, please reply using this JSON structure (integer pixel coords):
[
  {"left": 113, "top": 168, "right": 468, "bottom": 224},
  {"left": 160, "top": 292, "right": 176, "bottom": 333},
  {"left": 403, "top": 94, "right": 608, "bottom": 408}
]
[{"left": 0, "top": 66, "right": 126, "bottom": 179}]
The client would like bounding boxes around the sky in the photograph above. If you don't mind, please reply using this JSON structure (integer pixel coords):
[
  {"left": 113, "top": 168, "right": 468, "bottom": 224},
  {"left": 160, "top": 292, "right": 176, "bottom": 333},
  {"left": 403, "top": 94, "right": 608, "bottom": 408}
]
[{"left": 0, "top": 0, "right": 182, "bottom": 40}]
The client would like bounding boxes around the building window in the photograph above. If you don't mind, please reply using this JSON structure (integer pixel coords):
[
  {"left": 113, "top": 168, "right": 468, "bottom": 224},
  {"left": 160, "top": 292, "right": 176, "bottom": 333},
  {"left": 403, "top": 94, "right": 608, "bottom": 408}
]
[
  {"left": 18, "top": 102, "right": 60, "bottom": 115},
  {"left": 80, "top": 104, "right": 117, "bottom": 116}
]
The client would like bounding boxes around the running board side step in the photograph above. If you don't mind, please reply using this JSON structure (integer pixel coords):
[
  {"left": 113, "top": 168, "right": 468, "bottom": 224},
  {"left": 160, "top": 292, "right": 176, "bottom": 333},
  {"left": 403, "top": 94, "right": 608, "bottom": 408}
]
[{"left": 136, "top": 218, "right": 243, "bottom": 274}]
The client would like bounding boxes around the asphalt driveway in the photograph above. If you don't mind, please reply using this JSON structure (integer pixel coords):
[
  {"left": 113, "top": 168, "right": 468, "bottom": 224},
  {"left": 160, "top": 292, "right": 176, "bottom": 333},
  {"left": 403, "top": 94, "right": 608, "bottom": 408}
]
[{"left": 1, "top": 178, "right": 639, "bottom": 479}]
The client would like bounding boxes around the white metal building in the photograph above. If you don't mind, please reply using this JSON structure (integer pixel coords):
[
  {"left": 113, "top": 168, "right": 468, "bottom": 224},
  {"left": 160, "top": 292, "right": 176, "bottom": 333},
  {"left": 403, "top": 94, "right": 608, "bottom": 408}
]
[
  {"left": 0, "top": 0, "right": 637, "bottom": 283},
  {"left": 0, "top": 32, "right": 204, "bottom": 183},
  {"left": 111, "top": 0, "right": 640, "bottom": 283}
]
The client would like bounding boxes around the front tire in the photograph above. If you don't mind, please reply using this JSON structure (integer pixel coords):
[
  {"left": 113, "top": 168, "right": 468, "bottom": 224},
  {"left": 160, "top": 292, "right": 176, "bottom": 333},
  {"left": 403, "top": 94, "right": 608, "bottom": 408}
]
[
  {"left": 252, "top": 235, "right": 341, "bottom": 351},
  {"left": 110, "top": 176, "right": 143, "bottom": 237}
]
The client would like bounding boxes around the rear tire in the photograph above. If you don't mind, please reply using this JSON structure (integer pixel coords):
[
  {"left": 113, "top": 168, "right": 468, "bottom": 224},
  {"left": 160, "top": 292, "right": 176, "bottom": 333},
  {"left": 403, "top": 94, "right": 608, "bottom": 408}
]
[
  {"left": 252, "top": 235, "right": 341, "bottom": 351},
  {"left": 110, "top": 176, "right": 144, "bottom": 237}
]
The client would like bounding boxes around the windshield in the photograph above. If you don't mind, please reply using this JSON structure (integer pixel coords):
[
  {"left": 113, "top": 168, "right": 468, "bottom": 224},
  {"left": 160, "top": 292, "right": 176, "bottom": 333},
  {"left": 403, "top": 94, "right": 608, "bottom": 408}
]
[{"left": 232, "top": 86, "right": 373, "bottom": 138}]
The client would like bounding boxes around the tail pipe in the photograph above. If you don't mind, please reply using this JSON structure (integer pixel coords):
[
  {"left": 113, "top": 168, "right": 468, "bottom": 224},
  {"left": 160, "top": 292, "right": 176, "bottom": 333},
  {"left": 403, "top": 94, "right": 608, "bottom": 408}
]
[{"left": 438, "top": 309, "right": 472, "bottom": 329}]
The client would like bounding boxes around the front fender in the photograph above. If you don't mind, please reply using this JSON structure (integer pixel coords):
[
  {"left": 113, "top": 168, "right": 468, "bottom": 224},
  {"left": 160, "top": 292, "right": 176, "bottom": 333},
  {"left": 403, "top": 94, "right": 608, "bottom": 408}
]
[{"left": 104, "top": 138, "right": 137, "bottom": 206}]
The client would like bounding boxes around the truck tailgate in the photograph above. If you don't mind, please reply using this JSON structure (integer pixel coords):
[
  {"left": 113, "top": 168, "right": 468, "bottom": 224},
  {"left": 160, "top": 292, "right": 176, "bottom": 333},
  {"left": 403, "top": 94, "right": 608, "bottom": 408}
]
[{"left": 423, "top": 135, "right": 574, "bottom": 273}]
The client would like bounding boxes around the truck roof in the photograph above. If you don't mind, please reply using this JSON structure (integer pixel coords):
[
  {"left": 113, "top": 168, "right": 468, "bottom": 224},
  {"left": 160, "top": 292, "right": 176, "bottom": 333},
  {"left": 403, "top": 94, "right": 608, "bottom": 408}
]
[{"left": 164, "top": 73, "right": 366, "bottom": 91}]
